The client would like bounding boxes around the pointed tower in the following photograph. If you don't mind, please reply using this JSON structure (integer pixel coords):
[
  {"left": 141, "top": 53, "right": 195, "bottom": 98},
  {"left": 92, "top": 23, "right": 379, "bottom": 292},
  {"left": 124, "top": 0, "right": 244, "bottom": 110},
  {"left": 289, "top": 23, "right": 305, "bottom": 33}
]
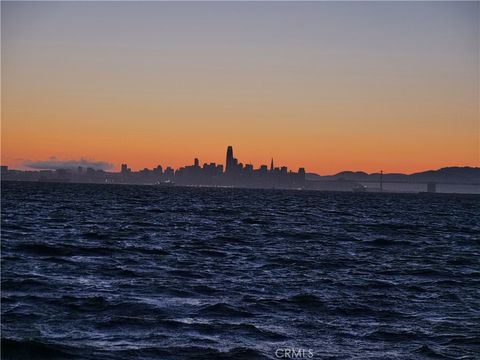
[{"left": 270, "top": 158, "right": 274, "bottom": 171}]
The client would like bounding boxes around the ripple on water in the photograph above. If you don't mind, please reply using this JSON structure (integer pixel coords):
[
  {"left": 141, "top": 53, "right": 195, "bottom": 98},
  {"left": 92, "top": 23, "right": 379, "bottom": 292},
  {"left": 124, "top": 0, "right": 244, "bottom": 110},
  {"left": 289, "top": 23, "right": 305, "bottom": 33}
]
[{"left": 2, "top": 182, "right": 479, "bottom": 359}]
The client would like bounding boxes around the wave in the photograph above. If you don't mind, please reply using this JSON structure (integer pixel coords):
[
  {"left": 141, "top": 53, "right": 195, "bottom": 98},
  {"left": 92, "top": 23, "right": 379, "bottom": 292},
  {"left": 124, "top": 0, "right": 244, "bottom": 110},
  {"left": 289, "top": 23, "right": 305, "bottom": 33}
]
[
  {"left": 366, "top": 329, "right": 422, "bottom": 342},
  {"left": 288, "top": 293, "right": 325, "bottom": 308},
  {"left": 192, "top": 285, "right": 220, "bottom": 295},
  {"left": 15, "top": 243, "right": 114, "bottom": 257},
  {"left": 112, "top": 346, "right": 268, "bottom": 360},
  {"left": 412, "top": 344, "right": 456, "bottom": 359},
  {"left": 1, "top": 338, "right": 78, "bottom": 359},
  {"left": 364, "top": 237, "right": 413, "bottom": 246},
  {"left": 196, "top": 303, "right": 253, "bottom": 318}
]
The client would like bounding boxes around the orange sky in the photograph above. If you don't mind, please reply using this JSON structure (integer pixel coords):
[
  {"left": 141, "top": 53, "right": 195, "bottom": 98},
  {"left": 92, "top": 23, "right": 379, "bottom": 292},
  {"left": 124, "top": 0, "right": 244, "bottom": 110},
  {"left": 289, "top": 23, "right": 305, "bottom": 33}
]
[{"left": 2, "top": 2, "right": 479, "bottom": 174}]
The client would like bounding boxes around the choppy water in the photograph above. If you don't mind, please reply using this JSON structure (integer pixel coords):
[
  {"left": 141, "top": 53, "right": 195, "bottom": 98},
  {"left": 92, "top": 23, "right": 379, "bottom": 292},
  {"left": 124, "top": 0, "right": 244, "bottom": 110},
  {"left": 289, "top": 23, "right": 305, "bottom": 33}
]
[{"left": 1, "top": 181, "right": 479, "bottom": 359}]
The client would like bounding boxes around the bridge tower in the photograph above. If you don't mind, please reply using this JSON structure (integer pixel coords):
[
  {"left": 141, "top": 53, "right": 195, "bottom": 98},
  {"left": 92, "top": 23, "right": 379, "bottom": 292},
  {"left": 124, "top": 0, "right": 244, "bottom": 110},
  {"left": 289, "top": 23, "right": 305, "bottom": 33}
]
[
  {"left": 427, "top": 182, "right": 437, "bottom": 193},
  {"left": 380, "top": 170, "right": 383, "bottom": 192}
]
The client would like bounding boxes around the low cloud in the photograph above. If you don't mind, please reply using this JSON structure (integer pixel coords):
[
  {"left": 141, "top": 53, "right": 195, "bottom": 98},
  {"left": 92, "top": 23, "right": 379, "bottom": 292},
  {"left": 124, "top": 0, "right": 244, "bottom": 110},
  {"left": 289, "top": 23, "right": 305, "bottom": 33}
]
[{"left": 24, "top": 157, "right": 114, "bottom": 171}]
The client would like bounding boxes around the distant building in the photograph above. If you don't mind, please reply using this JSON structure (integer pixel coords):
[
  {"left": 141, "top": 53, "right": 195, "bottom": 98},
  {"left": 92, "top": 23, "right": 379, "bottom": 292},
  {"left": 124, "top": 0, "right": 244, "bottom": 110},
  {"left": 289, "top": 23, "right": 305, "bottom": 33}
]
[
  {"left": 427, "top": 182, "right": 437, "bottom": 193},
  {"left": 226, "top": 146, "right": 234, "bottom": 173},
  {"left": 225, "top": 146, "right": 242, "bottom": 174},
  {"left": 164, "top": 166, "right": 174, "bottom": 181},
  {"left": 121, "top": 164, "right": 131, "bottom": 174},
  {"left": 1, "top": 165, "right": 9, "bottom": 180}
]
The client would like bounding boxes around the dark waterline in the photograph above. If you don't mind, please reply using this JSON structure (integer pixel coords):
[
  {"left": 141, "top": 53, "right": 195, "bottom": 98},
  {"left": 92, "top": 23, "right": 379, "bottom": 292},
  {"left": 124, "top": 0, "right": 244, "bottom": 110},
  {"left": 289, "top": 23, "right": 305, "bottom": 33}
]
[{"left": 2, "top": 181, "right": 479, "bottom": 359}]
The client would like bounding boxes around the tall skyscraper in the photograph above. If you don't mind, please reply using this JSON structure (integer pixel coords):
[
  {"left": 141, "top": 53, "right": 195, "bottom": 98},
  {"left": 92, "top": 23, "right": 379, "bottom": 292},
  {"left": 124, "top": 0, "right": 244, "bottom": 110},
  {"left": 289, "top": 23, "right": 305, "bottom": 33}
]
[
  {"left": 226, "top": 146, "right": 234, "bottom": 173},
  {"left": 270, "top": 158, "right": 274, "bottom": 172}
]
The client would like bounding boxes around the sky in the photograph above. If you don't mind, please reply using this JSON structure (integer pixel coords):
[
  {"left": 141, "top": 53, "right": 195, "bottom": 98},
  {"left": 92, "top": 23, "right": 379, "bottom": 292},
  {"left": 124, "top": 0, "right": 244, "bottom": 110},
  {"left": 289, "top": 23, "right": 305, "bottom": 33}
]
[{"left": 2, "top": 1, "right": 479, "bottom": 174}]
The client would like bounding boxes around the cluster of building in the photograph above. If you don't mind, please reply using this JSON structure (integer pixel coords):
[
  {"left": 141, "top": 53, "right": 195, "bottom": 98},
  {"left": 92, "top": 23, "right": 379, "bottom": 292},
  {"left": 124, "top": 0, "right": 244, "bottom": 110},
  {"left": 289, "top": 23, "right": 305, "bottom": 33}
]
[
  {"left": 1, "top": 146, "right": 307, "bottom": 189},
  {"left": 175, "top": 146, "right": 305, "bottom": 188}
]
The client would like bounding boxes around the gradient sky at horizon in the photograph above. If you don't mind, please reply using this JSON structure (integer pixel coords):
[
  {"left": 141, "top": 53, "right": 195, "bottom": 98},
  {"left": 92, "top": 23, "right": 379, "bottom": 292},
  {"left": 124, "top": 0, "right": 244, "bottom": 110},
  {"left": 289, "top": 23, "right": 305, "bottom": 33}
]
[{"left": 2, "top": 1, "right": 479, "bottom": 174}]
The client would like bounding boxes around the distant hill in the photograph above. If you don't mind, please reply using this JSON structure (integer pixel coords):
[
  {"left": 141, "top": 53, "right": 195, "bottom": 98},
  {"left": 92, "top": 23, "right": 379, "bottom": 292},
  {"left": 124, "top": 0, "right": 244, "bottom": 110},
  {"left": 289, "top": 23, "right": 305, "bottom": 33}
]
[{"left": 306, "top": 167, "right": 480, "bottom": 184}]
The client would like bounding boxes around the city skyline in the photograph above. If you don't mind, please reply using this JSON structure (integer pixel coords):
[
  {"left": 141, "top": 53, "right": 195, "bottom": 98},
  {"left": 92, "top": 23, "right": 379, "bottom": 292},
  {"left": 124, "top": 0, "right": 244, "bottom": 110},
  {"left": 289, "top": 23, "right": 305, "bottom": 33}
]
[
  {"left": 3, "top": 145, "right": 305, "bottom": 176},
  {"left": 2, "top": 2, "right": 479, "bottom": 174},
  {"left": 3, "top": 145, "right": 479, "bottom": 194},
  {"left": 3, "top": 148, "right": 478, "bottom": 177},
  {"left": 2, "top": 146, "right": 310, "bottom": 190}
]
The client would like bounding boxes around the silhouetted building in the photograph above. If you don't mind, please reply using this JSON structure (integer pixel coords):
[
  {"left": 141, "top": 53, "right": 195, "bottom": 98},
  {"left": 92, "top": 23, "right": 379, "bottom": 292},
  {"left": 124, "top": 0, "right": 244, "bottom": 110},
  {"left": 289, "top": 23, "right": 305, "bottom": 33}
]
[
  {"left": 121, "top": 164, "right": 131, "bottom": 174},
  {"left": 427, "top": 182, "right": 437, "bottom": 193},
  {"left": 153, "top": 165, "right": 163, "bottom": 175},
  {"left": 1, "top": 165, "right": 9, "bottom": 180},
  {"left": 226, "top": 146, "right": 234, "bottom": 173},
  {"left": 164, "top": 167, "right": 174, "bottom": 181},
  {"left": 298, "top": 168, "right": 305, "bottom": 178}
]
